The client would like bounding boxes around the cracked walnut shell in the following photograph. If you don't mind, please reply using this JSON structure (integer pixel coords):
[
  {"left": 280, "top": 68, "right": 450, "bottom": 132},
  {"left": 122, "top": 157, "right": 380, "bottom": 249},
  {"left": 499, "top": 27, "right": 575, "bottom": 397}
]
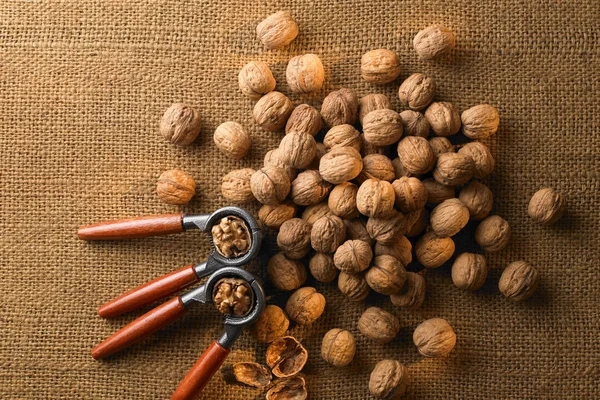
[
  {"left": 413, "top": 318, "right": 456, "bottom": 358},
  {"left": 251, "top": 166, "right": 291, "bottom": 205},
  {"left": 391, "top": 272, "right": 426, "bottom": 309},
  {"left": 321, "top": 328, "right": 356, "bottom": 367},
  {"left": 221, "top": 168, "right": 256, "bottom": 203},
  {"left": 358, "top": 307, "right": 400, "bottom": 343},
  {"left": 238, "top": 61, "right": 276, "bottom": 99},
  {"left": 397, "top": 136, "right": 436, "bottom": 175},
  {"left": 159, "top": 103, "right": 202, "bottom": 146},
  {"left": 321, "top": 88, "right": 358, "bottom": 127},
  {"left": 475, "top": 215, "right": 511, "bottom": 253},
  {"left": 286, "top": 54, "right": 325, "bottom": 93},
  {"left": 266, "top": 376, "right": 307, "bottom": 400},
  {"left": 268, "top": 253, "right": 307, "bottom": 292},
  {"left": 413, "top": 25, "right": 456, "bottom": 60},
  {"left": 356, "top": 179, "right": 395, "bottom": 218},
  {"left": 362, "top": 109, "right": 404, "bottom": 147},
  {"left": 214, "top": 121, "right": 251, "bottom": 160},
  {"left": 266, "top": 336, "right": 308, "bottom": 378},
  {"left": 461, "top": 104, "right": 500, "bottom": 140},
  {"left": 285, "top": 287, "right": 326, "bottom": 325},
  {"left": 369, "top": 360, "right": 409, "bottom": 399},
  {"left": 433, "top": 152, "right": 475, "bottom": 187},
  {"left": 499, "top": 261, "right": 539, "bottom": 302},
  {"left": 319, "top": 146, "right": 363, "bottom": 184},
  {"left": 232, "top": 362, "right": 272, "bottom": 388},
  {"left": 256, "top": 11, "right": 298, "bottom": 50},
  {"left": 333, "top": 239, "right": 373, "bottom": 273},
  {"left": 398, "top": 73, "right": 436, "bottom": 111},
  {"left": 365, "top": 255, "right": 407, "bottom": 295},
  {"left": 430, "top": 198, "right": 470, "bottom": 237},
  {"left": 286, "top": 104, "right": 322, "bottom": 136},
  {"left": 157, "top": 169, "right": 196, "bottom": 205},
  {"left": 415, "top": 232, "right": 455, "bottom": 268},
  {"left": 361, "top": 49, "right": 401, "bottom": 84},
  {"left": 290, "top": 170, "right": 331, "bottom": 206},
  {"left": 338, "top": 271, "right": 371, "bottom": 302},
  {"left": 277, "top": 218, "right": 311, "bottom": 259},
  {"left": 212, "top": 278, "right": 253, "bottom": 316},
  {"left": 253, "top": 91, "right": 294, "bottom": 132},
  {"left": 251, "top": 304, "right": 289, "bottom": 343},
  {"left": 211, "top": 216, "right": 251, "bottom": 258},
  {"left": 311, "top": 214, "right": 346, "bottom": 254},
  {"left": 359, "top": 94, "right": 392, "bottom": 125},
  {"left": 528, "top": 187, "right": 566, "bottom": 225},
  {"left": 258, "top": 201, "right": 297, "bottom": 229},
  {"left": 452, "top": 252, "right": 488, "bottom": 291}
]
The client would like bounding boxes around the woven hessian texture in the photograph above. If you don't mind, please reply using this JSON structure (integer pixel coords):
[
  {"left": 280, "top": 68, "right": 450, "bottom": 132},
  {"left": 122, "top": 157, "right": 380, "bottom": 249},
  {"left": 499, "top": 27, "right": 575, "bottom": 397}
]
[{"left": 1, "top": 1, "right": 599, "bottom": 399}]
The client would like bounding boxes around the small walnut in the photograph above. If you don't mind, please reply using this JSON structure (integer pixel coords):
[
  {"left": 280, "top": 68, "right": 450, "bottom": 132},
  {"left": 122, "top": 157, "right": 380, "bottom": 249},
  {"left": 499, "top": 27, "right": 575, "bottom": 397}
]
[
  {"left": 266, "top": 376, "right": 307, "bottom": 400},
  {"left": 433, "top": 152, "right": 475, "bottom": 187},
  {"left": 397, "top": 136, "right": 436, "bottom": 175},
  {"left": 343, "top": 218, "right": 374, "bottom": 245},
  {"left": 499, "top": 261, "right": 539, "bottom": 302},
  {"left": 213, "top": 121, "right": 251, "bottom": 160},
  {"left": 366, "top": 255, "right": 408, "bottom": 295},
  {"left": 451, "top": 252, "right": 488, "bottom": 291},
  {"left": 323, "top": 124, "right": 362, "bottom": 152},
  {"left": 425, "top": 101, "right": 461, "bottom": 137},
  {"left": 301, "top": 202, "right": 333, "bottom": 226},
  {"left": 286, "top": 104, "right": 323, "bottom": 136},
  {"left": 369, "top": 360, "right": 409, "bottom": 399},
  {"left": 253, "top": 91, "right": 294, "bottom": 132},
  {"left": 212, "top": 277, "right": 253, "bottom": 316},
  {"left": 458, "top": 142, "right": 495, "bottom": 179},
  {"left": 405, "top": 208, "right": 429, "bottom": 238},
  {"left": 400, "top": 110, "right": 430, "bottom": 138},
  {"left": 413, "top": 318, "right": 457, "bottom": 358},
  {"left": 333, "top": 239, "right": 373, "bottom": 273},
  {"left": 362, "top": 109, "right": 404, "bottom": 147},
  {"left": 211, "top": 216, "right": 251, "bottom": 258},
  {"left": 285, "top": 287, "right": 326, "bottom": 325},
  {"left": 159, "top": 103, "right": 202, "bottom": 146},
  {"left": 290, "top": 170, "right": 331, "bottom": 206},
  {"left": 221, "top": 168, "right": 256, "bottom": 203},
  {"left": 366, "top": 211, "right": 407, "bottom": 245},
  {"left": 429, "top": 136, "right": 454, "bottom": 157},
  {"left": 286, "top": 54, "right": 325, "bottom": 93},
  {"left": 309, "top": 253, "right": 339, "bottom": 283},
  {"left": 251, "top": 166, "right": 291, "bottom": 205},
  {"left": 238, "top": 61, "right": 276, "bottom": 99},
  {"left": 359, "top": 94, "right": 392, "bottom": 125},
  {"left": 361, "top": 49, "right": 401, "bottom": 84},
  {"left": 475, "top": 215, "right": 511, "bottom": 253},
  {"left": 256, "top": 11, "right": 298, "bottom": 50},
  {"left": 356, "top": 179, "right": 395, "bottom": 218},
  {"left": 258, "top": 201, "right": 297, "bottom": 229},
  {"left": 459, "top": 181, "right": 493, "bottom": 220},
  {"left": 415, "top": 231, "right": 455, "bottom": 268},
  {"left": 250, "top": 304, "right": 289, "bottom": 343},
  {"left": 278, "top": 131, "right": 317, "bottom": 169},
  {"left": 392, "top": 177, "right": 428, "bottom": 213},
  {"left": 338, "top": 271, "right": 371, "bottom": 301},
  {"left": 357, "top": 154, "right": 396, "bottom": 184},
  {"left": 266, "top": 336, "right": 308, "bottom": 378},
  {"left": 423, "top": 178, "right": 456, "bottom": 204},
  {"left": 319, "top": 146, "right": 363, "bottom": 184},
  {"left": 413, "top": 25, "right": 456, "bottom": 60},
  {"left": 398, "top": 73, "right": 436, "bottom": 111},
  {"left": 430, "top": 198, "right": 470, "bottom": 237},
  {"left": 328, "top": 182, "right": 359, "bottom": 219},
  {"left": 374, "top": 235, "right": 412, "bottom": 266},
  {"left": 157, "top": 169, "right": 196, "bottom": 205},
  {"left": 321, "top": 88, "right": 358, "bottom": 127},
  {"left": 528, "top": 187, "right": 566, "bottom": 225},
  {"left": 321, "top": 329, "right": 356, "bottom": 367},
  {"left": 358, "top": 307, "right": 400, "bottom": 343},
  {"left": 461, "top": 104, "right": 500, "bottom": 140},
  {"left": 277, "top": 218, "right": 311, "bottom": 259},
  {"left": 232, "top": 362, "right": 272, "bottom": 388},
  {"left": 264, "top": 148, "right": 297, "bottom": 181},
  {"left": 390, "top": 272, "right": 426, "bottom": 309},
  {"left": 311, "top": 215, "right": 346, "bottom": 253},
  {"left": 391, "top": 157, "right": 414, "bottom": 179},
  {"left": 268, "top": 253, "right": 307, "bottom": 292}
]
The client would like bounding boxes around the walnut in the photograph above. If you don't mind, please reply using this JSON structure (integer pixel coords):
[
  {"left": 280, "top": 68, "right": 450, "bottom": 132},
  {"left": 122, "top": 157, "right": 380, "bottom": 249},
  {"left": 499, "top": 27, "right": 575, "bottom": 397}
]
[
  {"left": 285, "top": 287, "right": 326, "bottom": 325},
  {"left": 337, "top": 271, "right": 371, "bottom": 302},
  {"left": 361, "top": 49, "right": 401, "bottom": 84},
  {"left": 415, "top": 231, "right": 455, "bottom": 268},
  {"left": 321, "top": 88, "right": 358, "bottom": 127},
  {"left": 321, "top": 328, "right": 356, "bottom": 367},
  {"left": 362, "top": 109, "right": 404, "bottom": 146},
  {"left": 390, "top": 272, "right": 426, "bottom": 309},
  {"left": 343, "top": 218, "right": 374, "bottom": 245},
  {"left": 391, "top": 157, "right": 414, "bottom": 179},
  {"left": 499, "top": 261, "right": 539, "bottom": 302},
  {"left": 423, "top": 177, "right": 456, "bottom": 204},
  {"left": 258, "top": 201, "right": 297, "bottom": 229},
  {"left": 413, "top": 25, "right": 456, "bottom": 60},
  {"left": 356, "top": 179, "right": 395, "bottom": 218},
  {"left": 213, "top": 121, "right": 251, "bottom": 160},
  {"left": 451, "top": 252, "right": 488, "bottom": 290},
  {"left": 413, "top": 318, "right": 457, "bottom": 358},
  {"left": 374, "top": 235, "right": 412, "bottom": 266},
  {"left": 156, "top": 169, "right": 196, "bottom": 205},
  {"left": 307, "top": 142, "right": 328, "bottom": 170},
  {"left": 212, "top": 278, "right": 253, "bottom": 316},
  {"left": 267, "top": 253, "right": 307, "bottom": 291},
  {"left": 278, "top": 132, "right": 317, "bottom": 169},
  {"left": 211, "top": 216, "right": 251, "bottom": 258},
  {"left": 319, "top": 146, "right": 363, "bottom": 184},
  {"left": 277, "top": 218, "right": 312, "bottom": 259},
  {"left": 251, "top": 166, "right": 291, "bottom": 205},
  {"left": 396, "top": 136, "right": 436, "bottom": 175},
  {"left": 285, "top": 104, "right": 322, "bottom": 136},
  {"left": 328, "top": 182, "right": 359, "bottom": 219},
  {"left": 528, "top": 187, "right": 566, "bottom": 225},
  {"left": 221, "top": 168, "right": 256, "bottom": 203},
  {"left": 433, "top": 152, "right": 475, "bottom": 187},
  {"left": 264, "top": 148, "right": 297, "bottom": 181},
  {"left": 429, "top": 136, "right": 454, "bottom": 157},
  {"left": 266, "top": 336, "right": 308, "bottom": 378},
  {"left": 256, "top": 11, "right": 298, "bottom": 50},
  {"left": 323, "top": 124, "right": 361, "bottom": 152},
  {"left": 459, "top": 181, "right": 493, "bottom": 221},
  {"left": 366, "top": 211, "right": 407, "bottom": 245},
  {"left": 238, "top": 61, "right": 276, "bottom": 99},
  {"left": 356, "top": 154, "right": 396, "bottom": 184},
  {"left": 358, "top": 307, "right": 400, "bottom": 343},
  {"left": 458, "top": 142, "right": 495, "bottom": 179},
  {"left": 366, "top": 255, "right": 408, "bottom": 295},
  {"left": 475, "top": 215, "right": 511, "bottom": 253},
  {"left": 309, "top": 253, "right": 339, "bottom": 283},
  {"left": 266, "top": 376, "right": 307, "bottom": 400},
  {"left": 250, "top": 304, "right": 289, "bottom": 343},
  {"left": 359, "top": 94, "right": 392, "bottom": 125},
  {"left": 360, "top": 134, "right": 388, "bottom": 157},
  {"left": 311, "top": 214, "right": 346, "bottom": 253},
  {"left": 301, "top": 202, "right": 333, "bottom": 226},
  {"left": 400, "top": 110, "right": 430, "bottom": 138},
  {"left": 369, "top": 360, "right": 409, "bottom": 399},
  {"left": 159, "top": 103, "right": 202, "bottom": 146},
  {"left": 405, "top": 208, "right": 429, "bottom": 238},
  {"left": 430, "top": 198, "right": 470, "bottom": 237},
  {"left": 290, "top": 170, "right": 331, "bottom": 206},
  {"left": 233, "top": 362, "right": 272, "bottom": 388},
  {"left": 392, "top": 177, "right": 428, "bottom": 213},
  {"left": 286, "top": 54, "right": 325, "bottom": 93},
  {"left": 333, "top": 239, "right": 373, "bottom": 273},
  {"left": 461, "top": 104, "right": 500, "bottom": 140},
  {"left": 398, "top": 73, "right": 436, "bottom": 111},
  {"left": 253, "top": 91, "right": 294, "bottom": 132},
  {"left": 425, "top": 101, "right": 461, "bottom": 137}
]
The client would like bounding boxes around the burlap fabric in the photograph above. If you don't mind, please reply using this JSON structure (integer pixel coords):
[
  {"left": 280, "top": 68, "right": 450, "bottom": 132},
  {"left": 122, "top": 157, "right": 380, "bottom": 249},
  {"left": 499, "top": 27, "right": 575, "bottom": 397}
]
[{"left": 1, "top": 1, "right": 599, "bottom": 399}]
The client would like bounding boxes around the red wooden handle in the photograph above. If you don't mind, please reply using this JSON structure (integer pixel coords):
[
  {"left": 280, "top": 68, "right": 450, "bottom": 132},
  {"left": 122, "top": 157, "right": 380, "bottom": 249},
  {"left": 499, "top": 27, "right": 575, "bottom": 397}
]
[
  {"left": 98, "top": 265, "right": 198, "bottom": 318},
  {"left": 78, "top": 214, "right": 184, "bottom": 240},
  {"left": 91, "top": 297, "right": 186, "bottom": 360},
  {"left": 171, "top": 341, "right": 230, "bottom": 400}
]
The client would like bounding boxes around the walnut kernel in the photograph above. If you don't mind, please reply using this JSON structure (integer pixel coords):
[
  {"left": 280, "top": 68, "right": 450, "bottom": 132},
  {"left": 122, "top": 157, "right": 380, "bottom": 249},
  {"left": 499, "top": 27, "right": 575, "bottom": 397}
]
[{"left": 212, "top": 277, "right": 253, "bottom": 316}]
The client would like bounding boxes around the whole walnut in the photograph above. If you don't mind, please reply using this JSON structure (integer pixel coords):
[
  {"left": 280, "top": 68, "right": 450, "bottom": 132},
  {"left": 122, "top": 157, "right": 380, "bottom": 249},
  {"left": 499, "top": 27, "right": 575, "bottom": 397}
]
[
  {"left": 232, "top": 362, "right": 272, "bottom": 388},
  {"left": 433, "top": 152, "right": 475, "bottom": 187},
  {"left": 400, "top": 110, "right": 430, "bottom": 138},
  {"left": 405, "top": 208, "right": 429, "bottom": 238},
  {"left": 528, "top": 187, "right": 566, "bottom": 225},
  {"left": 319, "top": 147, "right": 363, "bottom": 184},
  {"left": 356, "top": 179, "right": 395, "bottom": 218},
  {"left": 256, "top": 11, "right": 298, "bottom": 50},
  {"left": 459, "top": 181, "right": 493, "bottom": 220},
  {"left": 277, "top": 218, "right": 312, "bottom": 259},
  {"left": 357, "top": 154, "right": 396, "bottom": 184},
  {"left": 258, "top": 201, "right": 297, "bottom": 229},
  {"left": 392, "top": 177, "right": 428, "bottom": 213},
  {"left": 279, "top": 131, "right": 317, "bottom": 169},
  {"left": 286, "top": 54, "right": 325, "bottom": 93},
  {"left": 366, "top": 211, "right": 407, "bottom": 245},
  {"left": 430, "top": 198, "right": 470, "bottom": 237},
  {"left": 338, "top": 271, "right": 370, "bottom": 302},
  {"left": 451, "top": 252, "right": 488, "bottom": 291},
  {"left": 369, "top": 360, "right": 409, "bottom": 399},
  {"left": 157, "top": 169, "right": 196, "bottom": 205},
  {"left": 391, "top": 157, "right": 414, "bottom": 179},
  {"left": 286, "top": 104, "right": 322, "bottom": 136},
  {"left": 475, "top": 215, "right": 511, "bottom": 253},
  {"left": 358, "top": 307, "right": 400, "bottom": 343},
  {"left": 374, "top": 235, "right": 412, "bottom": 266},
  {"left": 159, "top": 103, "right": 202, "bottom": 146},
  {"left": 321, "top": 88, "right": 358, "bottom": 127},
  {"left": 290, "top": 170, "right": 331, "bottom": 206},
  {"left": 301, "top": 202, "right": 333, "bottom": 226},
  {"left": 499, "top": 261, "right": 539, "bottom": 302},
  {"left": 362, "top": 109, "right": 404, "bottom": 147},
  {"left": 250, "top": 304, "right": 289, "bottom": 343},
  {"left": 366, "top": 255, "right": 407, "bottom": 295},
  {"left": 253, "top": 91, "right": 294, "bottom": 132},
  {"left": 309, "top": 253, "right": 339, "bottom": 283},
  {"left": 266, "top": 336, "right": 308, "bottom": 378},
  {"left": 361, "top": 49, "right": 401, "bottom": 84},
  {"left": 267, "top": 253, "right": 307, "bottom": 291},
  {"left": 264, "top": 149, "right": 297, "bottom": 181},
  {"left": 238, "top": 61, "right": 276, "bottom": 99},
  {"left": 251, "top": 166, "right": 291, "bottom": 205},
  {"left": 321, "top": 329, "right": 356, "bottom": 367},
  {"left": 213, "top": 121, "right": 251, "bottom": 159},
  {"left": 429, "top": 136, "right": 454, "bottom": 157},
  {"left": 333, "top": 239, "right": 373, "bottom": 273},
  {"left": 461, "top": 104, "right": 500, "bottom": 140},
  {"left": 266, "top": 376, "right": 307, "bottom": 400},
  {"left": 413, "top": 318, "right": 457, "bottom": 358},
  {"left": 415, "top": 231, "right": 455, "bottom": 268},
  {"left": 398, "top": 73, "right": 436, "bottom": 111},
  {"left": 423, "top": 177, "right": 456, "bottom": 204},
  {"left": 413, "top": 25, "right": 456, "bottom": 60},
  {"left": 359, "top": 94, "right": 392, "bottom": 125},
  {"left": 343, "top": 218, "right": 374, "bottom": 245},
  {"left": 390, "top": 272, "right": 426, "bottom": 309},
  {"left": 285, "top": 287, "right": 326, "bottom": 325},
  {"left": 458, "top": 141, "right": 495, "bottom": 179},
  {"left": 221, "top": 168, "right": 256, "bottom": 203},
  {"left": 311, "top": 215, "right": 346, "bottom": 253},
  {"left": 425, "top": 101, "right": 461, "bottom": 137},
  {"left": 323, "top": 124, "right": 362, "bottom": 152},
  {"left": 397, "top": 136, "right": 436, "bottom": 175},
  {"left": 328, "top": 182, "right": 359, "bottom": 219}
]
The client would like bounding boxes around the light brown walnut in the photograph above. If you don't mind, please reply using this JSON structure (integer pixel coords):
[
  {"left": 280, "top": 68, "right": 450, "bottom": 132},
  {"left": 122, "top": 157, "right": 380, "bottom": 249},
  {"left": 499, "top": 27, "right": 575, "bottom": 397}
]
[
  {"left": 258, "top": 201, "right": 297, "bottom": 229},
  {"left": 361, "top": 49, "right": 401, "bottom": 84},
  {"left": 323, "top": 124, "right": 361, "bottom": 152},
  {"left": 365, "top": 255, "right": 408, "bottom": 295},
  {"left": 398, "top": 73, "right": 436, "bottom": 111},
  {"left": 250, "top": 304, "right": 289, "bottom": 343},
  {"left": 499, "top": 261, "right": 539, "bottom": 302},
  {"left": 400, "top": 110, "right": 430, "bottom": 138},
  {"left": 286, "top": 54, "right": 325, "bottom": 93},
  {"left": 357, "top": 154, "right": 396, "bottom": 184},
  {"left": 279, "top": 131, "right": 317, "bottom": 169},
  {"left": 251, "top": 166, "right": 291, "bottom": 205},
  {"left": 157, "top": 169, "right": 196, "bottom": 205},
  {"left": 458, "top": 142, "right": 495, "bottom": 179},
  {"left": 333, "top": 239, "right": 373, "bottom": 273},
  {"left": 358, "top": 307, "right": 400, "bottom": 343},
  {"left": 528, "top": 187, "right": 566, "bottom": 225},
  {"left": 366, "top": 211, "right": 407, "bottom": 246},
  {"left": 392, "top": 177, "right": 428, "bottom": 213},
  {"left": 328, "top": 182, "right": 359, "bottom": 219},
  {"left": 285, "top": 104, "right": 322, "bottom": 136},
  {"left": 369, "top": 360, "right": 409, "bottom": 399},
  {"left": 433, "top": 152, "right": 475, "bottom": 187},
  {"left": 343, "top": 218, "right": 374, "bottom": 245},
  {"left": 267, "top": 253, "right": 307, "bottom": 292},
  {"left": 253, "top": 91, "right": 294, "bottom": 132},
  {"left": 285, "top": 287, "right": 326, "bottom": 325},
  {"left": 221, "top": 168, "right": 256, "bottom": 203},
  {"left": 397, "top": 136, "right": 436, "bottom": 175},
  {"left": 309, "top": 253, "right": 339, "bottom": 283},
  {"left": 461, "top": 104, "right": 500, "bottom": 140},
  {"left": 413, "top": 25, "right": 456, "bottom": 60},
  {"left": 356, "top": 179, "right": 395, "bottom": 218},
  {"left": 390, "top": 272, "right": 426, "bottom": 309},
  {"left": 311, "top": 214, "right": 346, "bottom": 254},
  {"left": 430, "top": 198, "right": 470, "bottom": 237},
  {"left": 459, "top": 181, "right": 493, "bottom": 220},
  {"left": 256, "top": 11, "right": 298, "bottom": 50},
  {"left": 359, "top": 94, "right": 392, "bottom": 125},
  {"left": 413, "top": 318, "right": 456, "bottom": 357},
  {"left": 423, "top": 178, "right": 455, "bottom": 204},
  {"left": 405, "top": 208, "right": 429, "bottom": 238},
  {"left": 290, "top": 170, "right": 331, "bottom": 206},
  {"left": 264, "top": 148, "right": 297, "bottom": 181},
  {"left": 338, "top": 271, "right": 371, "bottom": 301},
  {"left": 321, "top": 88, "right": 358, "bottom": 127},
  {"left": 425, "top": 101, "right": 461, "bottom": 137},
  {"left": 451, "top": 252, "right": 488, "bottom": 291},
  {"left": 362, "top": 109, "right": 404, "bottom": 147},
  {"left": 475, "top": 215, "right": 511, "bottom": 253},
  {"left": 159, "top": 103, "right": 202, "bottom": 146},
  {"left": 301, "top": 202, "right": 333, "bottom": 226},
  {"left": 374, "top": 235, "right": 412, "bottom": 266},
  {"left": 238, "top": 61, "right": 276, "bottom": 99},
  {"left": 319, "top": 146, "right": 363, "bottom": 184},
  {"left": 321, "top": 328, "right": 356, "bottom": 367},
  {"left": 277, "top": 218, "right": 312, "bottom": 259},
  {"left": 429, "top": 136, "right": 454, "bottom": 157},
  {"left": 415, "top": 231, "right": 455, "bottom": 268},
  {"left": 214, "top": 121, "right": 251, "bottom": 160}
]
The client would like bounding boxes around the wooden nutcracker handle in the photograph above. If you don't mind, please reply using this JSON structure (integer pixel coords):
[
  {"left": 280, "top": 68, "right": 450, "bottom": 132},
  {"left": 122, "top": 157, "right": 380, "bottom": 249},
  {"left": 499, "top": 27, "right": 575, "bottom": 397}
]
[
  {"left": 171, "top": 341, "right": 230, "bottom": 400},
  {"left": 98, "top": 265, "right": 198, "bottom": 318},
  {"left": 91, "top": 297, "right": 186, "bottom": 360},
  {"left": 78, "top": 214, "right": 184, "bottom": 240}
]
